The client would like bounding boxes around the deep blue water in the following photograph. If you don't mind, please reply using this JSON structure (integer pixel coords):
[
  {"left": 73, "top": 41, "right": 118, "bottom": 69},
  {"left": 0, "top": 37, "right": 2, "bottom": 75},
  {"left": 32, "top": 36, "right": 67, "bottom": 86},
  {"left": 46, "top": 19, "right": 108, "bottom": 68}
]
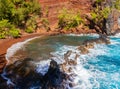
[{"left": 82, "top": 36, "right": 120, "bottom": 89}]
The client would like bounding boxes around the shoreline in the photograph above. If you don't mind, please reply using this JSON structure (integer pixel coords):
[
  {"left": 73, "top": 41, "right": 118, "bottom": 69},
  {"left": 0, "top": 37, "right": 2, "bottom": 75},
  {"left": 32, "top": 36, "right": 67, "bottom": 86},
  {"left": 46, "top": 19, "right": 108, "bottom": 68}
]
[
  {"left": 0, "top": 30, "right": 96, "bottom": 72},
  {"left": 0, "top": 31, "right": 118, "bottom": 88},
  {"left": 0, "top": 30, "right": 96, "bottom": 86},
  {"left": 0, "top": 32, "right": 60, "bottom": 55},
  {"left": 0, "top": 31, "right": 94, "bottom": 87},
  {"left": 0, "top": 30, "right": 96, "bottom": 55},
  {"left": 0, "top": 31, "right": 61, "bottom": 74}
]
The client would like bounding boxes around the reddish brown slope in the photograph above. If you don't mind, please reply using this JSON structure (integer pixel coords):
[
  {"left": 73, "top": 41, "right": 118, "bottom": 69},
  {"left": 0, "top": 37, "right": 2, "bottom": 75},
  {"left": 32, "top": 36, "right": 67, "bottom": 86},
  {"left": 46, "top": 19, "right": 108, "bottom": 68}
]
[{"left": 39, "top": 0, "right": 92, "bottom": 29}]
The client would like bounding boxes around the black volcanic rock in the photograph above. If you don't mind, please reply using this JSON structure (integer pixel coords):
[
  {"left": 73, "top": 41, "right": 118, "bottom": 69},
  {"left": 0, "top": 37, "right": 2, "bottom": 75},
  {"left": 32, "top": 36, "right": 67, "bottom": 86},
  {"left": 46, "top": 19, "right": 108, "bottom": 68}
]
[
  {"left": 4, "top": 58, "right": 43, "bottom": 89},
  {"left": 41, "top": 60, "right": 67, "bottom": 89},
  {"left": 3, "top": 59, "right": 70, "bottom": 89}
]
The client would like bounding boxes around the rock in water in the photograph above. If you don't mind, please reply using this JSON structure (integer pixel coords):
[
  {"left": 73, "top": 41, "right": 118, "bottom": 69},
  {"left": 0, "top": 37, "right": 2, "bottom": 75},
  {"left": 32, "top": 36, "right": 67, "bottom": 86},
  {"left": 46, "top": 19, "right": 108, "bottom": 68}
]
[
  {"left": 3, "top": 59, "right": 70, "bottom": 89},
  {"left": 78, "top": 45, "right": 89, "bottom": 54},
  {"left": 41, "top": 60, "right": 67, "bottom": 89},
  {"left": 4, "top": 58, "right": 43, "bottom": 89}
]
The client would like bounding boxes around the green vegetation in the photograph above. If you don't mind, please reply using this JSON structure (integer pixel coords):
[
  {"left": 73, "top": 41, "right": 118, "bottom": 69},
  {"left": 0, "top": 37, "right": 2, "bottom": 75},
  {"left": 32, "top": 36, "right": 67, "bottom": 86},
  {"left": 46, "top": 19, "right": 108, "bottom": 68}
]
[
  {"left": 58, "top": 8, "right": 83, "bottom": 30},
  {"left": 0, "top": 0, "right": 41, "bottom": 38},
  {"left": 91, "top": 7, "right": 110, "bottom": 22},
  {"left": 113, "top": 0, "right": 120, "bottom": 10},
  {"left": 95, "top": 0, "right": 104, "bottom": 4},
  {"left": 86, "top": 0, "right": 111, "bottom": 34},
  {"left": 9, "top": 28, "right": 20, "bottom": 38},
  {"left": 90, "top": 6, "right": 110, "bottom": 34},
  {"left": 41, "top": 18, "right": 50, "bottom": 31},
  {"left": 0, "top": 19, "right": 20, "bottom": 38},
  {"left": 87, "top": 0, "right": 120, "bottom": 35},
  {"left": 0, "top": 0, "right": 120, "bottom": 38},
  {"left": 25, "top": 27, "right": 34, "bottom": 33}
]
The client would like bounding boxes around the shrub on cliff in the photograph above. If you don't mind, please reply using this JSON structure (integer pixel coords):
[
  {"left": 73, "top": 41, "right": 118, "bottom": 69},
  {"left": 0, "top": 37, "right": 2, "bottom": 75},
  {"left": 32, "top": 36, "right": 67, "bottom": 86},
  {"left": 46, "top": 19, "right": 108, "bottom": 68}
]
[
  {"left": 89, "top": 6, "right": 110, "bottom": 34},
  {"left": 113, "top": 0, "right": 120, "bottom": 10},
  {"left": 0, "top": 0, "right": 41, "bottom": 38},
  {"left": 0, "top": 19, "right": 20, "bottom": 38},
  {"left": 58, "top": 8, "right": 83, "bottom": 30}
]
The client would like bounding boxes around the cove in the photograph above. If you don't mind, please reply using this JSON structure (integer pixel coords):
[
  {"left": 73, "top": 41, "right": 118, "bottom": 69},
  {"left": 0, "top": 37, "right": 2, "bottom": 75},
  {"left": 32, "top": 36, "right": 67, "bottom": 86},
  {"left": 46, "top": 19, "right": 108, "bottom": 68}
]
[{"left": 2, "top": 34, "right": 120, "bottom": 89}]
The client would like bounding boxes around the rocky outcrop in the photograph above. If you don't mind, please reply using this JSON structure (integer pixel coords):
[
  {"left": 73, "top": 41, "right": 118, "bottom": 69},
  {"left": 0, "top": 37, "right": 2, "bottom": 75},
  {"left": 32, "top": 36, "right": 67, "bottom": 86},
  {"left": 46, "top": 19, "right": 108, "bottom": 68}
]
[
  {"left": 107, "top": 9, "right": 120, "bottom": 35},
  {"left": 4, "top": 58, "right": 42, "bottom": 89},
  {"left": 41, "top": 60, "right": 68, "bottom": 89},
  {"left": 78, "top": 36, "right": 110, "bottom": 54},
  {"left": 78, "top": 45, "right": 89, "bottom": 54},
  {"left": 2, "top": 58, "right": 73, "bottom": 89},
  {"left": 64, "top": 50, "right": 78, "bottom": 66}
]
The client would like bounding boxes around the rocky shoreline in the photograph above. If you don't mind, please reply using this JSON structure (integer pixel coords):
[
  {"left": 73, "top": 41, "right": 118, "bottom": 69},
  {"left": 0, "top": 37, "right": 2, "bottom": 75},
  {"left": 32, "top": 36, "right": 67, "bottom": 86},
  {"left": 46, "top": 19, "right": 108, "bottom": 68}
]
[
  {"left": 0, "top": 33, "right": 110, "bottom": 89},
  {"left": 0, "top": 0, "right": 120, "bottom": 88},
  {"left": 0, "top": 30, "right": 96, "bottom": 73},
  {"left": 0, "top": 30, "right": 97, "bottom": 88}
]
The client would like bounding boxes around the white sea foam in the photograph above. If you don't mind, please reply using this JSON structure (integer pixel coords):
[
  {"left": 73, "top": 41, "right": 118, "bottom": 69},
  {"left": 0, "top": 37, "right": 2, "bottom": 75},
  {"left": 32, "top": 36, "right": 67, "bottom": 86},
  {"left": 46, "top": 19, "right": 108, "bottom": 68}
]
[
  {"left": 50, "top": 42, "right": 112, "bottom": 89},
  {"left": 47, "top": 44, "right": 103, "bottom": 89},
  {"left": 35, "top": 60, "right": 51, "bottom": 75},
  {"left": 88, "top": 44, "right": 108, "bottom": 56},
  {"left": 6, "top": 36, "right": 40, "bottom": 62},
  {"left": 66, "top": 33, "right": 99, "bottom": 37},
  {"left": 51, "top": 45, "right": 78, "bottom": 64},
  {"left": 112, "top": 33, "right": 120, "bottom": 38},
  {"left": 71, "top": 44, "right": 109, "bottom": 89}
]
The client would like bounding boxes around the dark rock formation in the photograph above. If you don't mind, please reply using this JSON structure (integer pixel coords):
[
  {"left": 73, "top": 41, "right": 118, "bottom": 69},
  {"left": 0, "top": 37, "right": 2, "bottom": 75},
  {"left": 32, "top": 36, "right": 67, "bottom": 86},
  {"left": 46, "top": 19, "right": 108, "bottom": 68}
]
[
  {"left": 61, "top": 50, "right": 78, "bottom": 72},
  {"left": 2, "top": 58, "right": 71, "bottom": 89},
  {"left": 41, "top": 60, "right": 68, "bottom": 89},
  {"left": 64, "top": 50, "right": 78, "bottom": 65},
  {"left": 64, "top": 50, "right": 72, "bottom": 61},
  {"left": 4, "top": 58, "right": 43, "bottom": 89},
  {"left": 0, "top": 75, "right": 8, "bottom": 89}
]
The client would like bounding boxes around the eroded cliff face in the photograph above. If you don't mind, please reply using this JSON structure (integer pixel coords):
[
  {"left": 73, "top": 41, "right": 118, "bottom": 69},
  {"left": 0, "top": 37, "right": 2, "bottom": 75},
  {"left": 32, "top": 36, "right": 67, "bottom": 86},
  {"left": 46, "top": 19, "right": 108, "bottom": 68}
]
[{"left": 107, "top": 9, "right": 120, "bottom": 35}]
